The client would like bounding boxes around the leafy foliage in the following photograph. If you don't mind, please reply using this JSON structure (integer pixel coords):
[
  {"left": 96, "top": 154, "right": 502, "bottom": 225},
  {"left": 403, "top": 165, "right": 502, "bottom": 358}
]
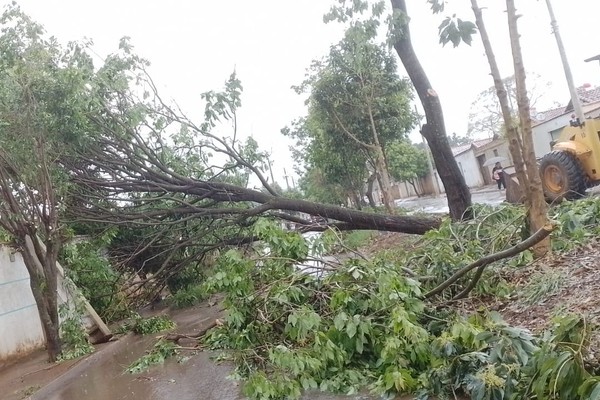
[
  {"left": 57, "top": 304, "right": 94, "bottom": 361},
  {"left": 131, "top": 315, "right": 176, "bottom": 335},
  {"left": 126, "top": 340, "right": 178, "bottom": 374},
  {"left": 438, "top": 15, "right": 477, "bottom": 47},
  {"left": 196, "top": 217, "right": 600, "bottom": 399},
  {"left": 287, "top": 22, "right": 416, "bottom": 208},
  {"left": 387, "top": 140, "right": 429, "bottom": 194},
  {"left": 61, "top": 231, "right": 131, "bottom": 322},
  {"left": 549, "top": 197, "right": 600, "bottom": 251}
]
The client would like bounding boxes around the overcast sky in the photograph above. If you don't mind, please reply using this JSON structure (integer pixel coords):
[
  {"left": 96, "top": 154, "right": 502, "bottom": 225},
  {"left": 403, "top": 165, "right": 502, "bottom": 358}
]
[{"left": 8, "top": 0, "right": 600, "bottom": 186}]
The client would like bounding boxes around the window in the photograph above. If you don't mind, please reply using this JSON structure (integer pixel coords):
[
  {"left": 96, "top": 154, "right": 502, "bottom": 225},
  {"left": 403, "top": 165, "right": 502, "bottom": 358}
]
[
  {"left": 550, "top": 128, "right": 563, "bottom": 142},
  {"left": 493, "top": 149, "right": 499, "bottom": 157}
]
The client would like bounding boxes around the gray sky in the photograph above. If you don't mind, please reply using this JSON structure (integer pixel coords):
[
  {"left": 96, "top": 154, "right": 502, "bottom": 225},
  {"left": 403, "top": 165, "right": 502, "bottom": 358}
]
[{"left": 9, "top": 0, "right": 600, "bottom": 186}]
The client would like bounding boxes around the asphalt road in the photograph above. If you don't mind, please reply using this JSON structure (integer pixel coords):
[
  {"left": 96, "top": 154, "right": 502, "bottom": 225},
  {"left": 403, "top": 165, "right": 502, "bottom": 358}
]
[{"left": 395, "top": 184, "right": 507, "bottom": 214}]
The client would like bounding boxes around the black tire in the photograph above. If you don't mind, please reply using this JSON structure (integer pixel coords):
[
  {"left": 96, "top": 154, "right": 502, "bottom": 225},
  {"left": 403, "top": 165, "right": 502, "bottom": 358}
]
[{"left": 539, "top": 151, "right": 586, "bottom": 202}]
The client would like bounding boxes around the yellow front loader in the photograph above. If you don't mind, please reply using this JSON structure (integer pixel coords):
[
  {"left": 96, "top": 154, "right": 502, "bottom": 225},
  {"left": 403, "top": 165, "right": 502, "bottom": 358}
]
[{"left": 539, "top": 119, "right": 600, "bottom": 201}]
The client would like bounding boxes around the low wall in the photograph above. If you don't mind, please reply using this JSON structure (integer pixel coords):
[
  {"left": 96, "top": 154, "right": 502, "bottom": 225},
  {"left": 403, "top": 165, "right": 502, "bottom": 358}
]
[
  {"left": 0, "top": 248, "right": 45, "bottom": 362},
  {"left": 0, "top": 241, "right": 108, "bottom": 363}
]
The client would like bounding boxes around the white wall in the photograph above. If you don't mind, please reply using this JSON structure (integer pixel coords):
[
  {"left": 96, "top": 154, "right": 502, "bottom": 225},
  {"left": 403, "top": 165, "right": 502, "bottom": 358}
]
[
  {"left": 0, "top": 243, "right": 102, "bottom": 362},
  {"left": 0, "top": 248, "right": 45, "bottom": 362},
  {"left": 455, "top": 149, "right": 484, "bottom": 188},
  {"left": 533, "top": 105, "right": 600, "bottom": 157},
  {"left": 532, "top": 114, "right": 570, "bottom": 157}
]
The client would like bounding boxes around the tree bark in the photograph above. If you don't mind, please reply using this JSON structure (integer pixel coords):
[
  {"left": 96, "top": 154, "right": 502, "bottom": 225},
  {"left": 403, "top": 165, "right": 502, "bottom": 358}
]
[
  {"left": 389, "top": 0, "right": 472, "bottom": 221},
  {"left": 365, "top": 172, "right": 378, "bottom": 208},
  {"left": 19, "top": 237, "right": 61, "bottom": 362},
  {"left": 470, "top": 0, "right": 529, "bottom": 198},
  {"left": 367, "top": 103, "right": 395, "bottom": 213},
  {"left": 506, "top": 0, "right": 550, "bottom": 256}
]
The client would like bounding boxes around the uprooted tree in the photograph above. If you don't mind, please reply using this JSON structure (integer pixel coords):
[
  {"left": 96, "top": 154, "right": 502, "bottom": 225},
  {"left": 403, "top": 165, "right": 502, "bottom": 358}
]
[{"left": 66, "top": 66, "right": 440, "bottom": 235}]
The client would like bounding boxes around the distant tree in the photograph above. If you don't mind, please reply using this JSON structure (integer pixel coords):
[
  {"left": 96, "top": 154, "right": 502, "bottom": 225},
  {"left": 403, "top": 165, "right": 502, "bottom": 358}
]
[
  {"left": 467, "top": 73, "right": 551, "bottom": 138},
  {"left": 387, "top": 140, "right": 429, "bottom": 196},
  {"left": 297, "top": 24, "right": 417, "bottom": 213},
  {"left": 282, "top": 117, "right": 369, "bottom": 208},
  {"left": 447, "top": 132, "right": 473, "bottom": 147},
  {"left": 325, "top": 0, "right": 473, "bottom": 220}
]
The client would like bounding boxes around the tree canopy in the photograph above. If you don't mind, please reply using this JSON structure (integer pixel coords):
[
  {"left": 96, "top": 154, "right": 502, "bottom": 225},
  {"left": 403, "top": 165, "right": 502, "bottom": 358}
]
[{"left": 290, "top": 25, "right": 416, "bottom": 211}]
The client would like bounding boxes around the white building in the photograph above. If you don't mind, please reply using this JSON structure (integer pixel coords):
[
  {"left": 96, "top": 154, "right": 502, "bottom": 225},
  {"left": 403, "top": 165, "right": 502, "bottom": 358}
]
[{"left": 532, "top": 85, "right": 600, "bottom": 157}]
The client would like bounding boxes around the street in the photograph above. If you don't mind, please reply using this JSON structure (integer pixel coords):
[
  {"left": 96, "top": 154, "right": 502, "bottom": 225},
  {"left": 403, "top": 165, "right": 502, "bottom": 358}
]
[{"left": 395, "top": 184, "right": 507, "bottom": 214}]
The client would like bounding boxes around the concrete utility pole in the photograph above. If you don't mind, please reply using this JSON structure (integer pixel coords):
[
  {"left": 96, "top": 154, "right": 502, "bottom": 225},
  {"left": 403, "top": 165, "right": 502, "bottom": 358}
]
[{"left": 545, "top": 0, "right": 585, "bottom": 122}]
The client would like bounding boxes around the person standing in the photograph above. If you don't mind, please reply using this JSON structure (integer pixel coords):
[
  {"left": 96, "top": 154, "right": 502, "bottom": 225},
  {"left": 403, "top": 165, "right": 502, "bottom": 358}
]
[{"left": 492, "top": 162, "right": 506, "bottom": 190}]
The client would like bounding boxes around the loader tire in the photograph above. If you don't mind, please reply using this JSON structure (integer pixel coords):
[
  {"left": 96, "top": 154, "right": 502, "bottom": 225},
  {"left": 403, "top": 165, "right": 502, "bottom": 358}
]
[{"left": 539, "top": 151, "right": 586, "bottom": 202}]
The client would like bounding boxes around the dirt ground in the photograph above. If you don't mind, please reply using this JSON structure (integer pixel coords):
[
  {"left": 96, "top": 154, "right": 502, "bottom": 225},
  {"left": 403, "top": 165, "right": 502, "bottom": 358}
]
[{"left": 364, "top": 231, "right": 600, "bottom": 340}]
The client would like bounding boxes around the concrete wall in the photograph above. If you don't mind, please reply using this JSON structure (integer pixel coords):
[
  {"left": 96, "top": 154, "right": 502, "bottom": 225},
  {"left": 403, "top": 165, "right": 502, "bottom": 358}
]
[
  {"left": 533, "top": 114, "right": 570, "bottom": 157},
  {"left": 0, "top": 248, "right": 45, "bottom": 362},
  {"left": 0, "top": 242, "right": 103, "bottom": 363},
  {"left": 455, "top": 149, "right": 483, "bottom": 188}
]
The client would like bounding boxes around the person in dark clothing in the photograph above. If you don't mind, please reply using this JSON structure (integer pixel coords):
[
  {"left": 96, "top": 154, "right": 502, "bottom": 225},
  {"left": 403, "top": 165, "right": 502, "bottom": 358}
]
[{"left": 492, "top": 162, "right": 506, "bottom": 190}]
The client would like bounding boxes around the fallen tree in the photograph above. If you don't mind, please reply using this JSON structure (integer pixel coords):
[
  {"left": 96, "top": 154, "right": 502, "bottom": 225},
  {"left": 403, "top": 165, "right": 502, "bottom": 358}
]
[{"left": 66, "top": 60, "right": 441, "bottom": 237}]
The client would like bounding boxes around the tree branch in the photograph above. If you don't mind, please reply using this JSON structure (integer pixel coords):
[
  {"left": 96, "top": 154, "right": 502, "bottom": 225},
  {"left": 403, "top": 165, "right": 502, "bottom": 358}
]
[{"left": 424, "top": 222, "right": 555, "bottom": 299}]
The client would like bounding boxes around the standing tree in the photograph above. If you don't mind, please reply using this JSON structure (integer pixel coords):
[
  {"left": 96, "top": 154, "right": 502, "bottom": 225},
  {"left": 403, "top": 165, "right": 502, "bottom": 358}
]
[
  {"left": 431, "top": 0, "right": 550, "bottom": 255},
  {"left": 298, "top": 25, "right": 416, "bottom": 213},
  {"left": 325, "top": 0, "right": 473, "bottom": 220},
  {"left": 283, "top": 116, "right": 370, "bottom": 208},
  {"left": 505, "top": 0, "right": 549, "bottom": 255},
  {"left": 388, "top": 0, "right": 472, "bottom": 220},
  {"left": 0, "top": 6, "right": 97, "bottom": 360},
  {"left": 387, "top": 140, "right": 429, "bottom": 197}
]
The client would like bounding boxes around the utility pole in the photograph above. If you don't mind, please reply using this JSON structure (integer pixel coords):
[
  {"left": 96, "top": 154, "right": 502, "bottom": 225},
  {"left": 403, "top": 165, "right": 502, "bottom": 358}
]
[
  {"left": 283, "top": 168, "right": 290, "bottom": 190},
  {"left": 266, "top": 149, "right": 276, "bottom": 184},
  {"left": 545, "top": 0, "right": 585, "bottom": 122}
]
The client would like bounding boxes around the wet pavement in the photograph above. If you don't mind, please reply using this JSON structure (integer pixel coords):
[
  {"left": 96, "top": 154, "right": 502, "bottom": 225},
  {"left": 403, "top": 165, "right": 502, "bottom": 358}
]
[
  {"left": 3, "top": 303, "right": 386, "bottom": 400},
  {"left": 395, "top": 185, "right": 507, "bottom": 214}
]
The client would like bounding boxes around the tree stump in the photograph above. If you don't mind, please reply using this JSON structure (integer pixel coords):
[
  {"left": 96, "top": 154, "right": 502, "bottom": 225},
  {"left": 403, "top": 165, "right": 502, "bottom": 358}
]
[{"left": 505, "top": 173, "right": 524, "bottom": 204}]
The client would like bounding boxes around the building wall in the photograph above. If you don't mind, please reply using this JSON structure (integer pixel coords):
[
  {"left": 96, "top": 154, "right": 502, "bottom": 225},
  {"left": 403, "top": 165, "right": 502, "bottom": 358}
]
[
  {"left": 455, "top": 149, "right": 483, "bottom": 188},
  {"left": 532, "top": 106, "right": 600, "bottom": 157},
  {"left": 0, "top": 248, "right": 45, "bottom": 362},
  {"left": 0, "top": 243, "right": 101, "bottom": 362},
  {"left": 532, "top": 114, "right": 571, "bottom": 157},
  {"left": 474, "top": 141, "right": 513, "bottom": 184}
]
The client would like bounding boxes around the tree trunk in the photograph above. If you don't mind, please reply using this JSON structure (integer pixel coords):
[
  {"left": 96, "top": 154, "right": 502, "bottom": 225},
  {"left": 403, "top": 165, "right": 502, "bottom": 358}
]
[
  {"left": 409, "top": 179, "right": 421, "bottom": 197},
  {"left": 19, "top": 237, "right": 61, "bottom": 362},
  {"left": 470, "top": 0, "right": 529, "bottom": 199},
  {"left": 506, "top": 0, "right": 550, "bottom": 256},
  {"left": 365, "top": 172, "right": 378, "bottom": 208},
  {"left": 374, "top": 147, "right": 395, "bottom": 213},
  {"left": 351, "top": 191, "right": 362, "bottom": 210},
  {"left": 389, "top": 0, "right": 472, "bottom": 221},
  {"left": 367, "top": 103, "right": 395, "bottom": 213}
]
